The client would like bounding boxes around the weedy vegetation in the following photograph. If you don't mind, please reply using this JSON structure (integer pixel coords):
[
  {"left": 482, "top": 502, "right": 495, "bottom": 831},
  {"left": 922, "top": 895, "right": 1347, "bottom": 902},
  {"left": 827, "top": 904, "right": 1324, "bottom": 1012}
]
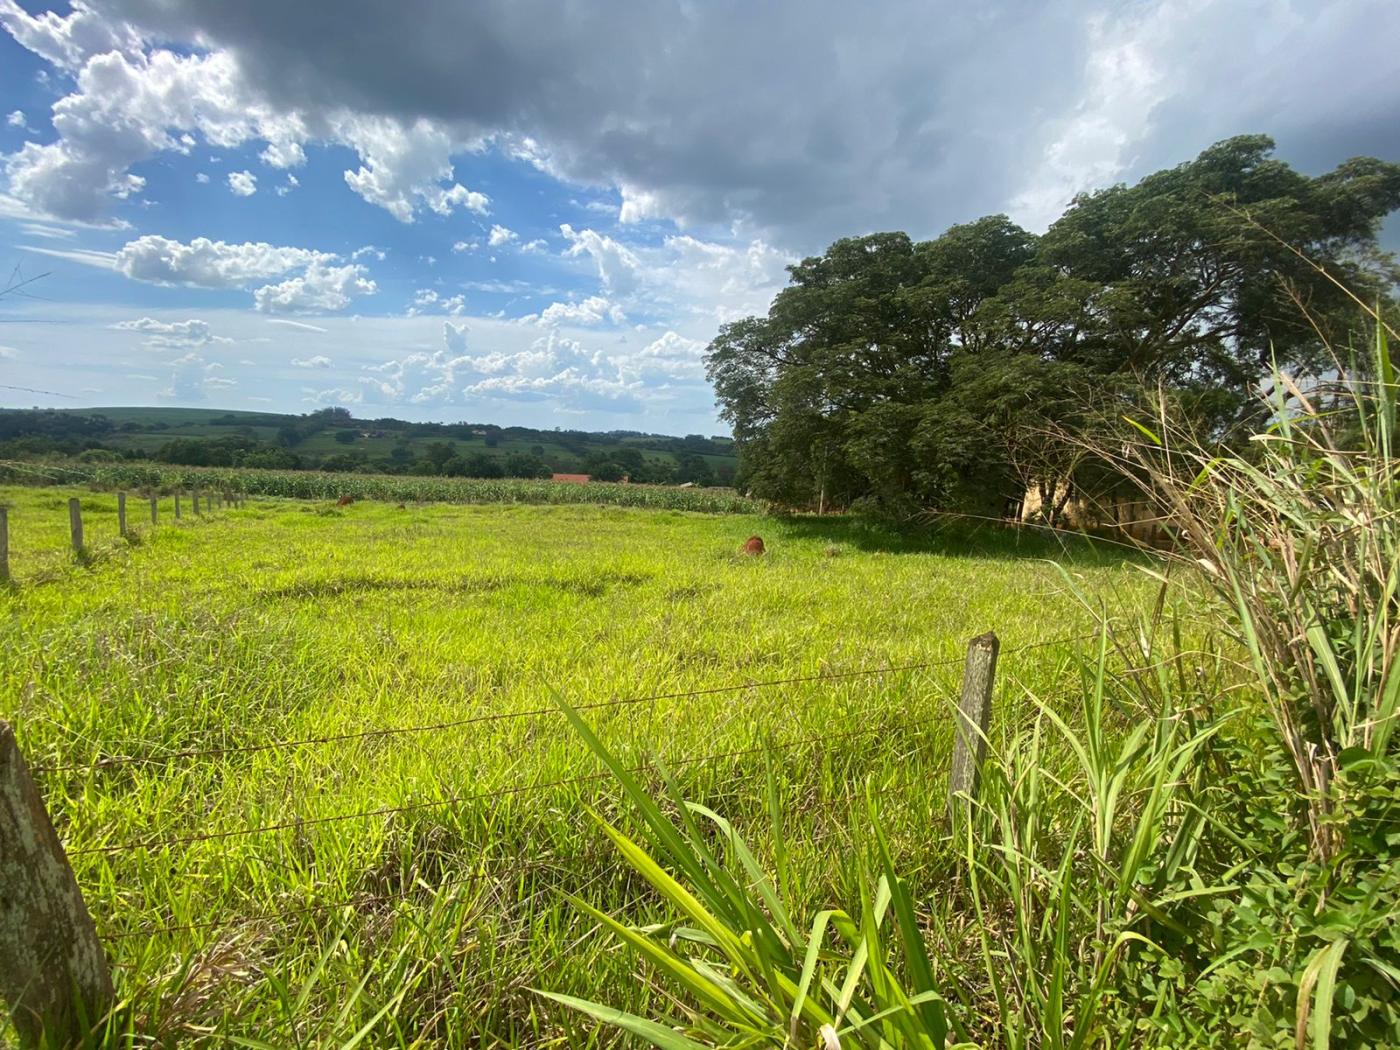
[
  {"left": 536, "top": 318, "right": 1400, "bottom": 1049},
  {"left": 1, "top": 322, "right": 1396, "bottom": 1048}
]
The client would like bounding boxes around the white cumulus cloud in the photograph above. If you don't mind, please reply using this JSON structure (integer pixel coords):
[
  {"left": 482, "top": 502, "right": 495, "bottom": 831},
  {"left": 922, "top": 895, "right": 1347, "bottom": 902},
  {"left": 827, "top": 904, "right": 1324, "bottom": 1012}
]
[
  {"left": 110, "top": 316, "right": 227, "bottom": 348},
  {"left": 534, "top": 295, "right": 626, "bottom": 327},
  {"left": 227, "top": 169, "right": 257, "bottom": 196},
  {"left": 253, "top": 261, "right": 378, "bottom": 314},
  {"left": 115, "top": 235, "right": 334, "bottom": 286}
]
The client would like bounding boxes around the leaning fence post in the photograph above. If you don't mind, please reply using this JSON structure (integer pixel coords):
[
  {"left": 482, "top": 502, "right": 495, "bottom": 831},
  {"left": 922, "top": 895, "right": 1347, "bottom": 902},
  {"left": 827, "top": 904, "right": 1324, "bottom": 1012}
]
[
  {"left": 68, "top": 498, "right": 83, "bottom": 554},
  {"left": 0, "top": 506, "right": 8, "bottom": 582},
  {"left": 116, "top": 491, "right": 127, "bottom": 538},
  {"left": 947, "top": 631, "right": 999, "bottom": 821},
  {"left": 0, "top": 721, "right": 114, "bottom": 1047}
]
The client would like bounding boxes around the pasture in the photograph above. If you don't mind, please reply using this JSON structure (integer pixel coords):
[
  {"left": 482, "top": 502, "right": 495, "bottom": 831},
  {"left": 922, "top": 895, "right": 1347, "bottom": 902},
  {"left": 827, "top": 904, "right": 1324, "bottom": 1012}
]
[{"left": 0, "top": 486, "right": 1145, "bottom": 1046}]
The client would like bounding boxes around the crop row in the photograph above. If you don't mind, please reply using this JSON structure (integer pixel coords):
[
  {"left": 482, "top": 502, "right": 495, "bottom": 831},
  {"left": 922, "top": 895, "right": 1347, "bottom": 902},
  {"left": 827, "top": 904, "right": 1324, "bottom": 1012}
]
[{"left": 0, "top": 459, "right": 764, "bottom": 514}]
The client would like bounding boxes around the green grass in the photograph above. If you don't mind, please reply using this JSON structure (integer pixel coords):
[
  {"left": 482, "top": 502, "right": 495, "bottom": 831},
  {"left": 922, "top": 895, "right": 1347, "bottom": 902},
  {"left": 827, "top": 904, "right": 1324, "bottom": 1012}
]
[{"left": 0, "top": 486, "right": 1147, "bottom": 1046}]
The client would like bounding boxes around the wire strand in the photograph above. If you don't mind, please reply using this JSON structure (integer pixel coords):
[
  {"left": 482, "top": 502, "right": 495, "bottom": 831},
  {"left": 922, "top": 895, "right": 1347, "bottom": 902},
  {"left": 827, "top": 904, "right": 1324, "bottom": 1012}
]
[
  {"left": 68, "top": 715, "right": 933, "bottom": 858},
  {"left": 100, "top": 724, "right": 949, "bottom": 943},
  {"left": 35, "top": 633, "right": 1093, "bottom": 776}
]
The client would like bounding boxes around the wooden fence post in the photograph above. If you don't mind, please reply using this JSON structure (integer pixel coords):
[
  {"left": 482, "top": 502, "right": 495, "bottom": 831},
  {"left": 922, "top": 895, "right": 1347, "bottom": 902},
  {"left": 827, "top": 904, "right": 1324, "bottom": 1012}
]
[
  {"left": 174, "top": 491, "right": 182, "bottom": 520},
  {"left": 192, "top": 490, "right": 200, "bottom": 516},
  {"left": 116, "top": 491, "right": 127, "bottom": 538},
  {"left": 0, "top": 721, "right": 114, "bottom": 1047},
  {"left": 0, "top": 506, "right": 8, "bottom": 582},
  {"left": 149, "top": 494, "right": 158, "bottom": 525},
  {"left": 947, "top": 631, "right": 999, "bottom": 821},
  {"left": 68, "top": 499, "right": 83, "bottom": 554}
]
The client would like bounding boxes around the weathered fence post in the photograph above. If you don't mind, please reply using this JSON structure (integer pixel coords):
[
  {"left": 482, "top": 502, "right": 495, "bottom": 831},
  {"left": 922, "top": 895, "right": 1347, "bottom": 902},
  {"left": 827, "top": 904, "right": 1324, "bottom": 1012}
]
[
  {"left": 116, "top": 491, "right": 127, "bottom": 538},
  {"left": 947, "top": 631, "right": 999, "bottom": 821},
  {"left": 0, "top": 721, "right": 114, "bottom": 1047},
  {"left": 149, "top": 493, "right": 158, "bottom": 525},
  {"left": 0, "top": 506, "right": 8, "bottom": 582},
  {"left": 192, "top": 489, "right": 200, "bottom": 516},
  {"left": 68, "top": 498, "right": 83, "bottom": 554}
]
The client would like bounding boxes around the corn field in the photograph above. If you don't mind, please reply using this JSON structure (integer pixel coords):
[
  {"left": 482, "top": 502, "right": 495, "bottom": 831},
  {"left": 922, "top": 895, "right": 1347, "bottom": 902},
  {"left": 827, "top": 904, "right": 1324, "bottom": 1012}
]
[{"left": 0, "top": 460, "right": 763, "bottom": 514}]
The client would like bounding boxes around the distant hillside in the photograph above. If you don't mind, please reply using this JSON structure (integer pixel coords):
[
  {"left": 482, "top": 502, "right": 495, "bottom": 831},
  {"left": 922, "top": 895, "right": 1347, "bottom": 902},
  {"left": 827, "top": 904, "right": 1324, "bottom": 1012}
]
[{"left": 0, "top": 406, "right": 738, "bottom": 486}]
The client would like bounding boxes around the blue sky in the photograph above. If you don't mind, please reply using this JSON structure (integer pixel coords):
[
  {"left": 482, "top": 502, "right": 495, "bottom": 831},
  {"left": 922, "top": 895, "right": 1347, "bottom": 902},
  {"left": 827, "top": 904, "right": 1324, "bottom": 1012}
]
[{"left": 2, "top": 0, "right": 1398, "bottom": 433}]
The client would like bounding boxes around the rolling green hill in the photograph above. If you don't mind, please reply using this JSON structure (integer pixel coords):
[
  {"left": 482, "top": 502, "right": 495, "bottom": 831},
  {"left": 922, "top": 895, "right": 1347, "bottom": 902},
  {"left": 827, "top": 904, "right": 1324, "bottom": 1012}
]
[{"left": 0, "top": 405, "right": 738, "bottom": 484}]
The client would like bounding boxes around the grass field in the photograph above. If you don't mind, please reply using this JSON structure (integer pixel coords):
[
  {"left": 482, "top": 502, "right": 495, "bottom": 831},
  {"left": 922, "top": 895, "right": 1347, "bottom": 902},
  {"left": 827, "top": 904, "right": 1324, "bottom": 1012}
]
[{"left": 0, "top": 485, "right": 1150, "bottom": 1046}]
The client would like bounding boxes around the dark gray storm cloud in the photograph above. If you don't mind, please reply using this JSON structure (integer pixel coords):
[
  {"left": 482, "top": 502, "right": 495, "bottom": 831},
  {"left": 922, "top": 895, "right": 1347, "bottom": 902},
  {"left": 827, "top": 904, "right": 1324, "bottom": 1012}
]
[{"left": 15, "top": 0, "right": 1400, "bottom": 251}]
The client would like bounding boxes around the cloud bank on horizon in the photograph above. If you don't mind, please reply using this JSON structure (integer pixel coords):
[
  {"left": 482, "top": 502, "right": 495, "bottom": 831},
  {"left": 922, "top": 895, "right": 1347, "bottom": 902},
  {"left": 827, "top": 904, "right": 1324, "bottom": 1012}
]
[{"left": 1, "top": 0, "right": 1397, "bottom": 431}]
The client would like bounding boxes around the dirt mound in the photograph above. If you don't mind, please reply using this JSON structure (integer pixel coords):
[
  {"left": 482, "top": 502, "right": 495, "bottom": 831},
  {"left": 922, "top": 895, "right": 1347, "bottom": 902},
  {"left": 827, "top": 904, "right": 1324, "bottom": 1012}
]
[{"left": 741, "top": 535, "right": 765, "bottom": 556}]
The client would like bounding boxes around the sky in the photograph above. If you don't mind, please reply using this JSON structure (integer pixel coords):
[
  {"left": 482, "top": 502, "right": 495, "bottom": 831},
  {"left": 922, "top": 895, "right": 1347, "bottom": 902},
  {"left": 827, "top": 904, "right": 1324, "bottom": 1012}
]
[{"left": 1, "top": 0, "right": 1398, "bottom": 434}]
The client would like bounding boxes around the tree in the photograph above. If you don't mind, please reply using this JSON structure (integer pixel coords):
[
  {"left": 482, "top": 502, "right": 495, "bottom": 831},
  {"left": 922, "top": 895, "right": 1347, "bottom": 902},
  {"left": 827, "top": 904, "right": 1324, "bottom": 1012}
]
[
  {"left": 676, "top": 454, "right": 713, "bottom": 487},
  {"left": 707, "top": 136, "right": 1400, "bottom": 513},
  {"left": 463, "top": 453, "right": 504, "bottom": 478},
  {"left": 320, "top": 452, "right": 364, "bottom": 472},
  {"left": 334, "top": 429, "right": 357, "bottom": 445},
  {"left": 422, "top": 441, "right": 457, "bottom": 474},
  {"left": 239, "top": 446, "right": 301, "bottom": 469},
  {"left": 504, "top": 452, "right": 550, "bottom": 478},
  {"left": 584, "top": 455, "right": 626, "bottom": 482}
]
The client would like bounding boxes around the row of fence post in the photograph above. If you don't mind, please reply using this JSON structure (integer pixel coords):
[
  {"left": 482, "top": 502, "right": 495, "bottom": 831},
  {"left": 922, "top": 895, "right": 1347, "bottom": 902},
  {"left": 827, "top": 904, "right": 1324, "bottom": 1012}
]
[
  {"left": 0, "top": 489, "right": 245, "bottom": 581},
  {"left": 0, "top": 629, "right": 998, "bottom": 1047}
]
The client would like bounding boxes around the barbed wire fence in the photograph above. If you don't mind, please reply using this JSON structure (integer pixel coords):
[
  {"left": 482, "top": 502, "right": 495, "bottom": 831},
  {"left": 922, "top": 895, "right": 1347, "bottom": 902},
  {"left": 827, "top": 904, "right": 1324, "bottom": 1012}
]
[
  {"left": 0, "top": 472, "right": 245, "bottom": 584},
  {"left": 0, "top": 627, "right": 1096, "bottom": 1043}
]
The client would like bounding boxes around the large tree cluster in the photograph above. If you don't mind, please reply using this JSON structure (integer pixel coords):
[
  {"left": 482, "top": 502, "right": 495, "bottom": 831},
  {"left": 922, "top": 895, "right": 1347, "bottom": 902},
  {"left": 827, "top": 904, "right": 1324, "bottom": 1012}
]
[{"left": 706, "top": 136, "right": 1400, "bottom": 519}]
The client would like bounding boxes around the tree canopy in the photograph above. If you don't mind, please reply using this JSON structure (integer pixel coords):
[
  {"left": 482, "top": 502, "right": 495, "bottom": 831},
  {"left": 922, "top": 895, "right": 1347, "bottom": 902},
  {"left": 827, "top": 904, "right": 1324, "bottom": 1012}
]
[{"left": 706, "top": 136, "right": 1400, "bottom": 517}]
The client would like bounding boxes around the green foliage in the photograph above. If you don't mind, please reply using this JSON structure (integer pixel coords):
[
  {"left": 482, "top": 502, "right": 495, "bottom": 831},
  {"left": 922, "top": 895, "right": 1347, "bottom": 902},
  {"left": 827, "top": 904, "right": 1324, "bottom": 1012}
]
[
  {"left": 0, "top": 407, "right": 740, "bottom": 479},
  {"left": 545, "top": 694, "right": 961, "bottom": 1049},
  {"left": 546, "top": 312, "right": 1400, "bottom": 1049},
  {"left": 710, "top": 136, "right": 1400, "bottom": 512},
  {"left": 1119, "top": 731, "right": 1400, "bottom": 1049},
  {"left": 547, "top": 617, "right": 1231, "bottom": 1048},
  {"left": 1114, "top": 316, "right": 1400, "bottom": 857}
]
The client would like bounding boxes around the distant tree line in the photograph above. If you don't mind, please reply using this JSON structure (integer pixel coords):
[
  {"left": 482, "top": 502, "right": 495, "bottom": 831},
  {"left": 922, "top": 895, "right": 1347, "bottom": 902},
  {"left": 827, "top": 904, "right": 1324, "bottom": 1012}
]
[
  {"left": 0, "top": 406, "right": 734, "bottom": 485},
  {"left": 707, "top": 135, "right": 1400, "bottom": 519}
]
